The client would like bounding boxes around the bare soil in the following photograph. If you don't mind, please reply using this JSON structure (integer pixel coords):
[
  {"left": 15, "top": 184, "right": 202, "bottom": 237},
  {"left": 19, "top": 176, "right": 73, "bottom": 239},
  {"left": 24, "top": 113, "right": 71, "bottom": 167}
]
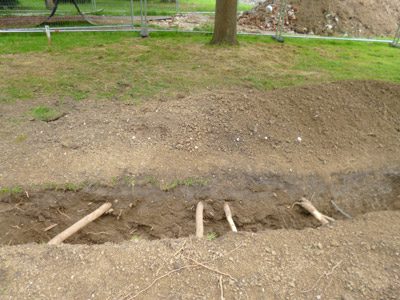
[
  {"left": 1, "top": 211, "right": 399, "bottom": 299},
  {"left": 1, "top": 80, "right": 400, "bottom": 186},
  {"left": 1, "top": 80, "right": 400, "bottom": 299}
]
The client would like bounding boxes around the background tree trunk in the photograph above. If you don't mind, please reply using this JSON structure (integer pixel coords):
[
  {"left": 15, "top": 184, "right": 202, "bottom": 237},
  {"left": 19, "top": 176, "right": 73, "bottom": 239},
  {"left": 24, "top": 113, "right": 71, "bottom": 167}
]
[{"left": 211, "top": 0, "right": 238, "bottom": 45}]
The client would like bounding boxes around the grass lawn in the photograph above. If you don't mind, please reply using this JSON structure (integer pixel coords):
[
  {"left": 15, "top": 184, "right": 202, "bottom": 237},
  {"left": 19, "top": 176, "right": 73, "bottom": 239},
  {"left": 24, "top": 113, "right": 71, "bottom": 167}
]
[
  {"left": 1, "top": 0, "right": 252, "bottom": 16},
  {"left": 0, "top": 31, "right": 399, "bottom": 103}
]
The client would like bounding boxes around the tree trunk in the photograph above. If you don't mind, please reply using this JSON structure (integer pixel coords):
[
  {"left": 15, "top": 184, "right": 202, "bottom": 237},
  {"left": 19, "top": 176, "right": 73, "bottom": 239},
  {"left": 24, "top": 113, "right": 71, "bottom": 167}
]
[{"left": 211, "top": 0, "right": 238, "bottom": 45}]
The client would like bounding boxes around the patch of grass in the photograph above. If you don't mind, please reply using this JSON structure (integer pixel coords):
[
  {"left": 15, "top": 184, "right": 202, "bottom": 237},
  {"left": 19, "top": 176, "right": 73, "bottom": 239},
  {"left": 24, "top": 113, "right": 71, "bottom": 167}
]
[
  {"left": 0, "top": 32, "right": 399, "bottom": 103},
  {"left": 0, "top": 186, "right": 23, "bottom": 196},
  {"left": 161, "top": 177, "right": 208, "bottom": 191},
  {"left": 143, "top": 176, "right": 159, "bottom": 186},
  {"left": 30, "top": 106, "right": 63, "bottom": 122},
  {"left": 131, "top": 234, "right": 141, "bottom": 241},
  {"left": 3, "top": 0, "right": 251, "bottom": 16},
  {"left": 206, "top": 232, "right": 218, "bottom": 241},
  {"left": 123, "top": 176, "right": 136, "bottom": 187},
  {"left": 15, "top": 134, "right": 27, "bottom": 143},
  {"left": 41, "top": 182, "right": 85, "bottom": 192}
]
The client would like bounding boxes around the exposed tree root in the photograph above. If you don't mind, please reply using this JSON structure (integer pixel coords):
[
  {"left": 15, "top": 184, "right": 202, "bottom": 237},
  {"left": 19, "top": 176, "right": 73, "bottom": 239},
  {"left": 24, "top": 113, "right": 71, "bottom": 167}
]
[
  {"left": 294, "top": 197, "right": 335, "bottom": 226},
  {"left": 196, "top": 201, "right": 204, "bottom": 238},
  {"left": 331, "top": 200, "right": 352, "bottom": 219},
  {"left": 223, "top": 202, "right": 238, "bottom": 233},
  {"left": 48, "top": 202, "right": 112, "bottom": 245}
]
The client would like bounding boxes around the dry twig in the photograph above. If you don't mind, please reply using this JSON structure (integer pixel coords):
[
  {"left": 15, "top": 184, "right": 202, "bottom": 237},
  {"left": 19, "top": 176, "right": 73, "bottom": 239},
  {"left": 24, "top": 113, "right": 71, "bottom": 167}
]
[
  {"left": 186, "top": 257, "right": 236, "bottom": 281},
  {"left": 331, "top": 200, "right": 352, "bottom": 219},
  {"left": 301, "top": 260, "right": 343, "bottom": 293},
  {"left": 57, "top": 208, "right": 71, "bottom": 220},
  {"left": 121, "top": 242, "right": 241, "bottom": 299},
  {"left": 174, "top": 240, "right": 187, "bottom": 256},
  {"left": 219, "top": 276, "right": 225, "bottom": 300},
  {"left": 126, "top": 265, "right": 195, "bottom": 299},
  {"left": 43, "top": 224, "right": 58, "bottom": 232}
]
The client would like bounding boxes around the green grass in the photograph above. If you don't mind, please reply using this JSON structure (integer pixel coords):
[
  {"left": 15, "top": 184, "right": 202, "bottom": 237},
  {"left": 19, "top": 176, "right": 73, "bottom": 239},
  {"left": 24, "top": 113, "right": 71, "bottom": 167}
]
[
  {"left": 206, "top": 232, "right": 217, "bottom": 241},
  {"left": 0, "top": 32, "right": 399, "bottom": 104},
  {"left": 0, "top": 0, "right": 251, "bottom": 16},
  {"left": 162, "top": 177, "right": 208, "bottom": 191},
  {"left": 40, "top": 182, "right": 87, "bottom": 192},
  {"left": 0, "top": 186, "right": 23, "bottom": 196},
  {"left": 15, "top": 134, "right": 28, "bottom": 143},
  {"left": 30, "top": 105, "right": 63, "bottom": 122}
]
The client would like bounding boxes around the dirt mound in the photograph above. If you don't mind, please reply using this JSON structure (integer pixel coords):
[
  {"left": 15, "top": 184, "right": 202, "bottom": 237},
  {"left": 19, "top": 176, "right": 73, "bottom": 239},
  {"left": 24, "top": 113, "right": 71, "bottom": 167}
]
[
  {"left": 238, "top": 0, "right": 400, "bottom": 36},
  {"left": 1, "top": 80, "right": 400, "bottom": 186}
]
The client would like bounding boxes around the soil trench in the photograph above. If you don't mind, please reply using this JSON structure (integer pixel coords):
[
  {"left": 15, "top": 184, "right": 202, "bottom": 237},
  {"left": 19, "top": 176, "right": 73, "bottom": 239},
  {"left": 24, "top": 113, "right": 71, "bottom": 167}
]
[{"left": 1, "top": 168, "right": 399, "bottom": 245}]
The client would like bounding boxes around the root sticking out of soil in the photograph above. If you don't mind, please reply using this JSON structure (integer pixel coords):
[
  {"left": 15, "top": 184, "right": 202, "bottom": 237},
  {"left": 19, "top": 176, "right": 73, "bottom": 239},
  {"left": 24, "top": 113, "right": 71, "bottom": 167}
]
[{"left": 1, "top": 168, "right": 399, "bottom": 245}]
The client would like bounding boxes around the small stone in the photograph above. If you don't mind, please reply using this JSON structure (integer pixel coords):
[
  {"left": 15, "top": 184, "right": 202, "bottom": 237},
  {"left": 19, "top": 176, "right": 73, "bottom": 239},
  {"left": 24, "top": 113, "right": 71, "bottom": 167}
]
[
  {"left": 273, "top": 275, "right": 281, "bottom": 282},
  {"left": 341, "top": 293, "right": 355, "bottom": 300},
  {"left": 330, "top": 240, "right": 339, "bottom": 247}
]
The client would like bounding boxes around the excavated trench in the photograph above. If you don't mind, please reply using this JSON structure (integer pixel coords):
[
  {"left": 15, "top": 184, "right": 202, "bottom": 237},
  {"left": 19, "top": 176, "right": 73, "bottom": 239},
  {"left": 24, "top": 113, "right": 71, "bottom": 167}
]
[{"left": 1, "top": 168, "right": 399, "bottom": 245}]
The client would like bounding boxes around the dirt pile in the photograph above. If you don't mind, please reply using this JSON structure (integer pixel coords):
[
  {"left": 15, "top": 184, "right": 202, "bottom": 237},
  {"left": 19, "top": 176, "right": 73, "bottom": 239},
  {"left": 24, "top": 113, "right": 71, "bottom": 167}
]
[
  {"left": 238, "top": 0, "right": 400, "bottom": 36},
  {"left": 1, "top": 80, "right": 400, "bottom": 186}
]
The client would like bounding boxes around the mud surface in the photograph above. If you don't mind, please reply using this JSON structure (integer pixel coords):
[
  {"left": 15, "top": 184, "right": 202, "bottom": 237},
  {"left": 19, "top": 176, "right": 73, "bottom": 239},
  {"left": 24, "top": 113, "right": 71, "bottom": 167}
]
[{"left": 1, "top": 168, "right": 399, "bottom": 245}]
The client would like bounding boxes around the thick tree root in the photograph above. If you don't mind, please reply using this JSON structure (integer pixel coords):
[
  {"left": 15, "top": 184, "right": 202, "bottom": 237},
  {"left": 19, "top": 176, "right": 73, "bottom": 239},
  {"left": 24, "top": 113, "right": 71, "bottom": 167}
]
[
  {"left": 294, "top": 197, "right": 335, "bottom": 226},
  {"left": 48, "top": 202, "right": 112, "bottom": 245},
  {"left": 223, "top": 202, "right": 238, "bottom": 233},
  {"left": 196, "top": 201, "right": 204, "bottom": 238}
]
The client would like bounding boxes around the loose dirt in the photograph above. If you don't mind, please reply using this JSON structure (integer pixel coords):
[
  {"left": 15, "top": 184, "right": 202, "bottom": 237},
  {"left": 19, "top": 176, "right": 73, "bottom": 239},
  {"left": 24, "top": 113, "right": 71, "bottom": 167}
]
[
  {"left": 1, "top": 80, "right": 400, "bottom": 186},
  {"left": 1, "top": 80, "right": 400, "bottom": 299},
  {"left": 1, "top": 211, "right": 399, "bottom": 299}
]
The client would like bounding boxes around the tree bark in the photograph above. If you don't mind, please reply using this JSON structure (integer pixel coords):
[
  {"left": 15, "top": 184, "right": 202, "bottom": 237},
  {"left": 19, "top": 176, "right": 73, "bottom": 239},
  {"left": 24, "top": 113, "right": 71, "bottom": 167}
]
[{"left": 211, "top": 0, "right": 238, "bottom": 45}]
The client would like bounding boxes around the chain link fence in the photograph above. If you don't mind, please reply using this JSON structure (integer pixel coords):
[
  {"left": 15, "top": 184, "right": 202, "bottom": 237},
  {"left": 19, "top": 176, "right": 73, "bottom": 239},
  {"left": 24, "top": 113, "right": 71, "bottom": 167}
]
[
  {"left": 0, "top": 0, "right": 181, "bottom": 31},
  {"left": 0, "top": 0, "right": 399, "bottom": 46}
]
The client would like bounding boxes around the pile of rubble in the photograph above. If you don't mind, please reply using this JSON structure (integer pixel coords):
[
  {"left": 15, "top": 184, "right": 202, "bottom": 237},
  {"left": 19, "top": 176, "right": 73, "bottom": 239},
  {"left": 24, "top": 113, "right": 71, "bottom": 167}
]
[
  {"left": 238, "top": 1, "right": 299, "bottom": 33},
  {"left": 238, "top": 0, "right": 400, "bottom": 36}
]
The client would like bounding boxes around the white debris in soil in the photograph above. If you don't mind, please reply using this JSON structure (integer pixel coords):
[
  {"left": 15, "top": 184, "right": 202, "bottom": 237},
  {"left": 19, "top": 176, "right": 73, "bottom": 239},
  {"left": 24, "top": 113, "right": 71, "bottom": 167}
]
[{"left": 238, "top": 1, "right": 298, "bottom": 33}]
